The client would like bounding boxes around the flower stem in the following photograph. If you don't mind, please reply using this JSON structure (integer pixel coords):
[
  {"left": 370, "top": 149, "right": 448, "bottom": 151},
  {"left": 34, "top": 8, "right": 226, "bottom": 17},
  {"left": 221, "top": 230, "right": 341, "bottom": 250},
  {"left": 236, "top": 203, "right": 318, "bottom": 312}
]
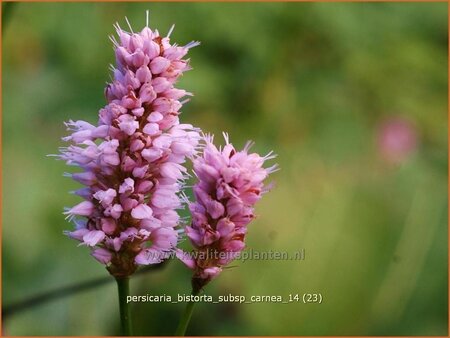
[
  {"left": 175, "top": 289, "right": 199, "bottom": 336},
  {"left": 116, "top": 277, "right": 133, "bottom": 336}
]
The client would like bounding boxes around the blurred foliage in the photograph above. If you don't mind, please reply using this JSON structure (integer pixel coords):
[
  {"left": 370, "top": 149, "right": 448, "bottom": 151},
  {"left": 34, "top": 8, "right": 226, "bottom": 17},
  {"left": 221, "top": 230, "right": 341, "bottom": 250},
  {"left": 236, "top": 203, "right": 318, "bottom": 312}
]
[{"left": 2, "top": 2, "right": 447, "bottom": 336}]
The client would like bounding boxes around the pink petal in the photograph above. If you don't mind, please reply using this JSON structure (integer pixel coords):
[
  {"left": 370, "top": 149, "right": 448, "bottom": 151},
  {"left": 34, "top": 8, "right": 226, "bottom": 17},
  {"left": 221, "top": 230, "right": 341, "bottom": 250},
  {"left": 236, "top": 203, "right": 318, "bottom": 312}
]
[
  {"left": 131, "top": 204, "right": 153, "bottom": 219},
  {"left": 101, "top": 218, "right": 117, "bottom": 235},
  {"left": 91, "top": 248, "right": 112, "bottom": 264},
  {"left": 66, "top": 201, "right": 95, "bottom": 217},
  {"left": 82, "top": 230, "right": 105, "bottom": 247},
  {"left": 150, "top": 56, "right": 171, "bottom": 74}
]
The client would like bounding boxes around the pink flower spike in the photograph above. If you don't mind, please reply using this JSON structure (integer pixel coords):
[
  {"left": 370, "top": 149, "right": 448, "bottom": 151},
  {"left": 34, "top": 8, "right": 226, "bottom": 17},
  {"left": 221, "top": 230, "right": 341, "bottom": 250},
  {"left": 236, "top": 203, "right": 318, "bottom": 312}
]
[
  {"left": 56, "top": 13, "right": 203, "bottom": 277},
  {"left": 181, "top": 133, "right": 277, "bottom": 290}
]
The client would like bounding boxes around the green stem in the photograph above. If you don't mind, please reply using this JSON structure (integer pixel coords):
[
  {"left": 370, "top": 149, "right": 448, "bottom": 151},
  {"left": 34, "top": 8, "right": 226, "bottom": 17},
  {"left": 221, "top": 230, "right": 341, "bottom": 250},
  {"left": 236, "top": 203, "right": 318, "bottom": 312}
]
[
  {"left": 4, "top": 262, "right": 166, "bottom": 320},
  {"left": 175, "top": 289, "right": 199, "bottom": 336},
  {"left": 116, "top": 277, "right": 133, "bottom": 336}
]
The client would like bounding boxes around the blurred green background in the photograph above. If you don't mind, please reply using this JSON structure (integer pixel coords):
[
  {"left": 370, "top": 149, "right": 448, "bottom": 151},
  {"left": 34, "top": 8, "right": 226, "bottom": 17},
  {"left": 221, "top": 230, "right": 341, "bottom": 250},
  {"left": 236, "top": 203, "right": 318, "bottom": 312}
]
[{"left": 2, "top": 2, "right": 448, "bottom": 336}]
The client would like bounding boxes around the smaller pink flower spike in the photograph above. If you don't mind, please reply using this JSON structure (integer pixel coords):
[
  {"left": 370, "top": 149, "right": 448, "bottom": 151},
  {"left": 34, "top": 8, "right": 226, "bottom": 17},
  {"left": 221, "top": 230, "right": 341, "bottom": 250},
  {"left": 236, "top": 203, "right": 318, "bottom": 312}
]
[{"left": 179, "top": 133, "right": 278, "bottom": 291}]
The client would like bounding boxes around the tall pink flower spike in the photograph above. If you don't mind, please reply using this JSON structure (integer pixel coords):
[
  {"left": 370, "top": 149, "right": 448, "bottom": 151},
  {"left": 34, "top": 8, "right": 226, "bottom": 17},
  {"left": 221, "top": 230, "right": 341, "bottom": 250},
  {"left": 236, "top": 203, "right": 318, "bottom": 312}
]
[
  {"left": 58, "top": 12, "right": 201, "bottom": 277},
  {"left": 177, "top": 133, "right": 278, "bottom": 292}
]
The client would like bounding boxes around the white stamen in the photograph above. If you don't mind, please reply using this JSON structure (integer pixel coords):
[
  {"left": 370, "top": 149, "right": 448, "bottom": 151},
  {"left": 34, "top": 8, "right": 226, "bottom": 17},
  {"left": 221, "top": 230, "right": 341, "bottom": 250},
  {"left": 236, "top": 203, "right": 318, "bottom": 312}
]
[
  {"left": 125, "top": 16, "right": 134, "bottom": 34},
  {"left": 109, "top": 35, "right": 118, "bottom": 47},
  {"left": 266, "top": 164, "right": 280, "bottom": 174},
  {"left": 167, "top": 24, "right": 175, "bottom": 38},
  {"left": 114, "top": 22, "right": 122, "bottom": 34},
  {"left": 222, "top": 132, "right": 230, "bottom": 144},
  {"left": 179, "top": 191, "right": 190, "bottom": 205},
  {"left": 263, "top": 150, "right": 277, "bottom": 161},
  {"left": 146, "top": 10, "right": 150, "bottom": 27},
  {"left": 244, "top": 140, "right": 254, "bottom": 152},
  {"left": 185, "top": 41, "right": 201, "bottom": 49}
]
